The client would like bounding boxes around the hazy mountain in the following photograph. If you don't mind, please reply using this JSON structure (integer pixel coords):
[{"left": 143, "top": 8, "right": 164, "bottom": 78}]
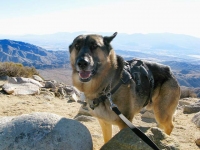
[
  {"left": 0, "top": 39, "right": 69, "bottom": 69},
  {"left": 162, "top": 61, "right": 200, "bottom": 88},
  {"left": 1, "top": 32, "right": 199, "bottom": 63},
  {"left": 0, "top": 32, "right": 82, "bottom": 51}
]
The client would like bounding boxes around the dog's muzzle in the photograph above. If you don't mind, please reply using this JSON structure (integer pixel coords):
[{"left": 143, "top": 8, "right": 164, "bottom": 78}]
[{"left": 76, "top": 57, "right": 96, "bottom": 82}]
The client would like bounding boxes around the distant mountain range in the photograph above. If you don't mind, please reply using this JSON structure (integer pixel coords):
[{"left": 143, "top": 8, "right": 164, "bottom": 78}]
[
  {"left": 0, "top": 32, "right": 200, "bottom": 88},
  {"left": 1, "top": 32, "right": 199, "bottom": 63},
  {"left": 0, "top": 39, "right": 69, "bottom": 69}
]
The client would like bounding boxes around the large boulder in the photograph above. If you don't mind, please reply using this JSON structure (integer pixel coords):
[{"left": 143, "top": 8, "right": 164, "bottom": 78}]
[
  {"left": 0, "top": 112, "right": 93, "bottom": 150},
  {"left": 101, "top": 127, "right": 180, "bottom": 150},
  {"left": 2, "top": 82, "right": 40, "bottom": 95},
  {"left": 2, "top": 77, "right": 43, "bottom": 95}
]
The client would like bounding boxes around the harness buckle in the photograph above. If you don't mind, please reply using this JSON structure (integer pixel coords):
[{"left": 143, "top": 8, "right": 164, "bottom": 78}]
[
  {"left": 106, "top": 93, "right": 117, "bottom": 109},
  {"left": 90, "top": 98, "right": 100, "bottom": 110}
]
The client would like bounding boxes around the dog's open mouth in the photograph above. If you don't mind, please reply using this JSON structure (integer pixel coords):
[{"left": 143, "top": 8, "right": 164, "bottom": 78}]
[
  {"left": 79, "top": 71, "right": 92, "bottom": 79},
  {"left": 78, "top": 70, "right": 95, "bottom": 82}
]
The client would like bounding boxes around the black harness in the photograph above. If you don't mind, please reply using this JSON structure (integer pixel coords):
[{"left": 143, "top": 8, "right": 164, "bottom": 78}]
[
  {"left": 89, "top": 59, "right": 154, "bottom": 110},
  {"left": 125, "top": 59, "right": 154, "bottom": 107}
]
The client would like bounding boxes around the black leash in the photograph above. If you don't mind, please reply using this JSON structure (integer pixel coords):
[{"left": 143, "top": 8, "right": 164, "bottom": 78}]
[{"left": 107, "top": 93, "right": 160, "bottom": 150}]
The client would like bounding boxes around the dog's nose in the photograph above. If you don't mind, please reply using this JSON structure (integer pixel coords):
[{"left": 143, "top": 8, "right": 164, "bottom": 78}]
[{"left": 77, "top": 58, "right": 90, "bottom": 70}]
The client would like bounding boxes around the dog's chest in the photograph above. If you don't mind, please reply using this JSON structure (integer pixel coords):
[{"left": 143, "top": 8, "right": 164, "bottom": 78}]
[{"left": 88, "top": 102, "right": 119, "bottom": 123}]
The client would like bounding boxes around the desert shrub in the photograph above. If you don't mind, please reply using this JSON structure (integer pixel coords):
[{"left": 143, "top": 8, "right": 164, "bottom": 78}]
[
  {"left": 180, "top": 86, "right": 197, "bottom": 99},
  {"left": 0, "top": 62, "right": 40, "bottom": 78},
  {"left": 193, "top": 88, "right": 200, "bottom": 98}
]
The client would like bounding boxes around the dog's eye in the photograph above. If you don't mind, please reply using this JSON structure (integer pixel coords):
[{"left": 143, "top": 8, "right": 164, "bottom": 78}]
[
  {"left": 75, "top": 44, "right": 80, "bottom": 50},
  {"left": 90, "top": 44, "right": 98, "bottom": 50}
]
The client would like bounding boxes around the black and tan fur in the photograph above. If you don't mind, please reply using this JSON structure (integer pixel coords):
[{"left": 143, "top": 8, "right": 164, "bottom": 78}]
[{"left": 69, "top": 32, "right": 180, "bottom": 143}]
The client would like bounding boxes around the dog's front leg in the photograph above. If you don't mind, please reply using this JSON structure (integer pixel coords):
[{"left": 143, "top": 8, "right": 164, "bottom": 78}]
[{"left": 98, "top": 119, "right": 112, "bottom": 143}]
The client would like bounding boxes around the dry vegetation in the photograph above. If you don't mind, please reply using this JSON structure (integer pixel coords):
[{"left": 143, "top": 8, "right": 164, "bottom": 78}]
[
  {"left": 0, "top": 62, "right": 39, "bottom": 78},
  {"left": 180, "top": 86, "right": 197, "bottom": 98}
]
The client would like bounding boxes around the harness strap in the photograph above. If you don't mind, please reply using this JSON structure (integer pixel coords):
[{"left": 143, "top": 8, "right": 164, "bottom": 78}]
[
  {"left": 125, "top": 59, "right": 154, "bottom": 107},
  {"left": 90, "top": 60, "right": 154, "bottom": 109},
  {"left": 110, "top": 105, "right": 160, "bottom": 150},
  {"left": 89, "top": 68, "right": 132, "bottom": 110}
]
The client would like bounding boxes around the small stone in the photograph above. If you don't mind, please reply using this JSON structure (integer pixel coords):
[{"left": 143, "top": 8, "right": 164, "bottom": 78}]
[
  {"left": 183, "top": 102, "right": 200, "bottom": 113},
  {"left": 44, "top": 81, "right": 56, "bottom": 89},
  {"left": 32, "top": 75, "right": 44, "bottom": 82},
  {"left": 191, "top": 112, "right": 200, "bottom": 127},
  {"left": 142, "top": 111, "right": 155, "bottom": 119}
]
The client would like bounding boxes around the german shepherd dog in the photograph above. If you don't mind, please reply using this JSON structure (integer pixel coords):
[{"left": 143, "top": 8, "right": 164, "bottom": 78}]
[{"left": 69, "top": 32, "right": 180, "bottom": 143}]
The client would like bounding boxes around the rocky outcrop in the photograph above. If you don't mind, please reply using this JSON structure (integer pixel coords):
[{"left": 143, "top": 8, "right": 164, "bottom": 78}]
[
  {"left": 2, "top": 82, "right": 40, "bottom": 95},
  {"left": 101, "top": 127, "right": 180, "bottom": 150},
  {"left": 2, "top": 76, "right": 82, "bottom": 101},
  {"left": 0, "top": 112, "right": 93, "bottom": 150},
  {"left": 2, "top": 76, "right": 43, "bottom": 95},
  {"left": 8, "top": 76, "right": 43, "bottom": 87},
  {"left": 43, "top": 79, "right": 81, "bottom": 101}
]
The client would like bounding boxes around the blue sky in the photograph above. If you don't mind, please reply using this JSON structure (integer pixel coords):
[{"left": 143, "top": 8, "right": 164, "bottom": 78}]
[{"left": 0, "top": 0, "right": 200, "bottom": 38}]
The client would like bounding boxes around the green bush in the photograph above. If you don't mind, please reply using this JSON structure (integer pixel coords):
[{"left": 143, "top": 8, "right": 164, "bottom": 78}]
[{"left": 0, "top": 62, "right": 40, "bottom": 78}]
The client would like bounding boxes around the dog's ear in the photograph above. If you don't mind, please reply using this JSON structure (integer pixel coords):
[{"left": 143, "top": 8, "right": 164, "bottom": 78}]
[
  {"left": 69, "top": 44, "right": 72, "bottom": 53},
  {"left": 103, "top": 32, "right": 117, "bottom": 45}
]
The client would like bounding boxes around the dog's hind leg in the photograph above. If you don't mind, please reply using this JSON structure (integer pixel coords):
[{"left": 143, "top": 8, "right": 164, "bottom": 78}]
[
  {"left": 153, "top": 80, "right": 180, "bottom": 135},
  {"left": 98, "top": 119, "right": 112, "bottom": 143},
  {"left": 155, "top": 111, "right": 174, "bottom": 135}
]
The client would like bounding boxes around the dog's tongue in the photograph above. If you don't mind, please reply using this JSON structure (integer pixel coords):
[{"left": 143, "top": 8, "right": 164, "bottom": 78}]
[{"left": 79, "top": 71, "right": 91, "bottom": 79}]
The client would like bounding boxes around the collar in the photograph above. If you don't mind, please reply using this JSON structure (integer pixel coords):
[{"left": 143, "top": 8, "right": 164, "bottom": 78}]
[{"left": 89, "top": 68, "right": 132, "bottom": 110}]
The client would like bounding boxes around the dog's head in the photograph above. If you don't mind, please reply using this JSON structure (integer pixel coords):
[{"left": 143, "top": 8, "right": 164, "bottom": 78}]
[{"left": 69, "top": 32, "right": 117, "bottom": 83}]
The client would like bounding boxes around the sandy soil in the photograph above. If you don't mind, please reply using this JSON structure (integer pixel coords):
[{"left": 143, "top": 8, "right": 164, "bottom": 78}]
[{"left": 0, "top": 80, "right": 199, "bottom": 150}]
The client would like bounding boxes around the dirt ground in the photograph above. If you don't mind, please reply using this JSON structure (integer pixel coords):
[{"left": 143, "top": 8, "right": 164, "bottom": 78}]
[{"left": 0, "top": 80, "right": 199, "bottom": 150}]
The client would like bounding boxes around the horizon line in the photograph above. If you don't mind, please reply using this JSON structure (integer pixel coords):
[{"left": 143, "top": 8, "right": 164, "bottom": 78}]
[{"left": 0, "top": 31, "right": 200, "bottom": 39}]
